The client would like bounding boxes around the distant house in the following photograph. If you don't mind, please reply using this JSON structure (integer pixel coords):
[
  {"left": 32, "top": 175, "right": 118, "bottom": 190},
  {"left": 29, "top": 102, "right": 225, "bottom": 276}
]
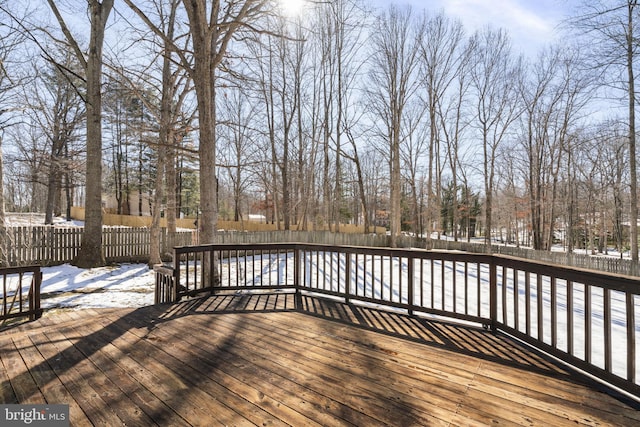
[
  {"left": 103, "top": 191, "right": 152, "bottom": 216},
  {"left": 245, "top": 214, "right": 267, "bottom": 223}
]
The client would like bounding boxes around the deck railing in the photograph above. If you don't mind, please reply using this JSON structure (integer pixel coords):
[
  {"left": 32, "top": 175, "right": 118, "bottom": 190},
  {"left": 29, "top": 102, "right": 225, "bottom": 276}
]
[
  {"left": 0, "top": 265, "right": 43, "bottom": 324},
  {"left": 154, "top": 242, "right": 640, "bottom": 400}
]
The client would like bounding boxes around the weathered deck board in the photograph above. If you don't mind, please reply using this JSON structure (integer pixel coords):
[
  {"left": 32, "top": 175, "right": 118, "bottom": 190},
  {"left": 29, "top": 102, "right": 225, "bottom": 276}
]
[{"left": 0, "top": 293, "right": 638, "bottom": 426}]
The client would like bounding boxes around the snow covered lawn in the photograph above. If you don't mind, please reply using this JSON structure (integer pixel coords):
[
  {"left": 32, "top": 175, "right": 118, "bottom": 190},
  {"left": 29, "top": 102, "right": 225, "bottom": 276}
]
[{"left": 40, "top": 263, "right": 155, "bottom": 310}]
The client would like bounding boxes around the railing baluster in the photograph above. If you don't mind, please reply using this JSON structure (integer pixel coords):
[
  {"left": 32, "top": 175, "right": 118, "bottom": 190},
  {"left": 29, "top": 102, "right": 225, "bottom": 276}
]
[
  {"left": 513, "top": 268, "right": 519, "bottom": 331},
  {"left": 420, "top": 258, "right": 424, "bottom": 308},
  {"left": 551, "top": 277, "right": 557, "bottom": 349},
  {"left": 431, "top": 259, "right": 435, "bottom": 309},
  {"left": 464, "top": 262, "right": 469, "bottom": 316},
  {"left": 627, "top": 293, "right": 636, "bottom": 383},
  {"left": 537, "top": 274, "right": 543, "bottom": 342},
  {"left": 567, "top": 280, "right": 574, "bottom": 355},
  {"left": 389, "top": 255, "right": 393, "bottom": 302},
  {"left": 502, "top": 266, "right": 508, "bottom": 325},
  {"left": 453, "top": 261, "right": 457, "bottom": 313},
  {"left": 441, "top": 259, "right": 445, "bottom": 311},
  {"left": 604, "top": 288, "right": 612, "bottom": 373},
  {"left": 345, "top": 252, "right": 351, "bottom": 304},
  {"left": 526, "top": 272, "right": 531, "bottom": 336},
  {"left": 408, "top": 257, "right": 414, "bottom": 315},
  {"left": 477, "top": 262, "right": 481, "bottom": 317},
  {"left": 488, "top": 261, "right": 496, "bottom": 331},
  {"left": 586, "top": 285, "right": 592, "bottom": 365}
]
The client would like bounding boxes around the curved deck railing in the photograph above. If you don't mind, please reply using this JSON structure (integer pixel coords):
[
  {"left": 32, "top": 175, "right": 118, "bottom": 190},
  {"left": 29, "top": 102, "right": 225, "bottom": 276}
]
[{"left": 154, "top": 242, "right": 640, "bottom": 400}]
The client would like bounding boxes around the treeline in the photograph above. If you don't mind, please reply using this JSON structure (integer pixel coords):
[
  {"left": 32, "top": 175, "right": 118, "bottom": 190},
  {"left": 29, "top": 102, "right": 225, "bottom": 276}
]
[{"left": 0, "top": 0, "right": 637, "bottom": 266}]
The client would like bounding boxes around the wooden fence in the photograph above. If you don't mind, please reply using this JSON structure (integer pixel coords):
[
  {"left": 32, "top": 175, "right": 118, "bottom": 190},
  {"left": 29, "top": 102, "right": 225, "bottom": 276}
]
[
  {"left": 2, "top": 226, "right": 637, "bottom": 276},
  {"left": 210, "top": 230, "right": 391, "bottom": 247},
  {"left": 428, "top": 239, "right": 640, "bottom": 277},
  {"left": 209, "top": 231, "right": 640, "bottom": 276},
  {"left": 2, "top": 226, "right": 195, "bottom": 266}
]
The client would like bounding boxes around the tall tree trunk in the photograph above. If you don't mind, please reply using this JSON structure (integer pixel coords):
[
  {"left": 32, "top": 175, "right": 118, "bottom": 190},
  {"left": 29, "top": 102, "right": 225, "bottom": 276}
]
[
  {"left": 149, "top": 0, "right": 178, "bottom": 266},
  {"left": 0, "top": 136, "right": 6, "bottom": 266},
  {"left": 70, "top": 0, "right": 113, "bottom": 267},
  {"left": 627, "top": 1, "right": 639, "bottom": 263}
]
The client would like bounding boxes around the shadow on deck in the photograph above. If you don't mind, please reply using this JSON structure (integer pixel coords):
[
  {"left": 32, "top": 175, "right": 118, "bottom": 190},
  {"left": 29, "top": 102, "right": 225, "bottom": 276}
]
[{"left": 0, "top": 292, "right": 638, "bottom": 426}]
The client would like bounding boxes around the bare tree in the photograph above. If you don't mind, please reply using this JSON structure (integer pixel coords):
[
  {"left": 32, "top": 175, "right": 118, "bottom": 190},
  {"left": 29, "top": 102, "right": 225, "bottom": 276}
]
[
  {"left": 569, "top": 0, "right": 640, "bottom": 262},
  {"left": 218, "top": 87, "right": 261, "bottom": 223},
  {"left": 518, "top": 46, "right": 591, "bottom": 250},
  {"left": 0, "top": 2, "right": 32, "bottom": 264},
  {"left": 367, "top": 5, "right": 423, "bottom": 247},
  {"left": 45, "top": 0, "right": 114, "bottom": 267},
  {"left": 437, "top": 38, "right": 473, "bottom": 242},
  {"left": 25, "top": 48, "right": 85, "bottom": 224},
  {"left": 468, "top": 28, "right": 522, "bottom": 247},
  {"left": 420, "top": 11, "right": 465, "bottom": 241},
  {"left": 128, "top": 0, "right": 268, "bottom": 242}
]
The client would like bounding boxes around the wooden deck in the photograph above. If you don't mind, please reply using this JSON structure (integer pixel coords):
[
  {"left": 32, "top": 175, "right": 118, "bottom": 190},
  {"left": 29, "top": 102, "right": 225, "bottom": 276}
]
[{"left": 1, "top": 293, "right": 638, "bottom": 426}]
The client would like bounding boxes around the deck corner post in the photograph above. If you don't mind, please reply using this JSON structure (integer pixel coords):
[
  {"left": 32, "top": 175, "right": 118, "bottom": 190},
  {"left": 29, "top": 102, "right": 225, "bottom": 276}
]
[{"left": 32, "top": 268, "right": 42, "bottom": 320}]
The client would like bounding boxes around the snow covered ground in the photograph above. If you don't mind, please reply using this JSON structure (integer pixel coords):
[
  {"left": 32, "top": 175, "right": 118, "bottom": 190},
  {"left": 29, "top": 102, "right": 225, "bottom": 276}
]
[
  {"left": 41, "top": 263, "right": 155, "bottom": 310},
  {"left": 1, "top": 214, "right": 152, "bottom": 310}
]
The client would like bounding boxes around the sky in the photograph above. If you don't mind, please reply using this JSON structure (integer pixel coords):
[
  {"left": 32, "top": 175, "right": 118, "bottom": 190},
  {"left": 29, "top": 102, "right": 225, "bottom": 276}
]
[{"left": 380, "top": 0, "right": 581, "bottom": 57}]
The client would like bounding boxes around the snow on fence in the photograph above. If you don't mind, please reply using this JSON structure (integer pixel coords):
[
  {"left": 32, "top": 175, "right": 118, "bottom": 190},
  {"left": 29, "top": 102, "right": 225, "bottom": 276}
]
[
  {"left": 155, "top": 243, "right": 640, "bottom": 400},
  {"left": 2, "top": 226, "right": 195, "bottom": 266}
]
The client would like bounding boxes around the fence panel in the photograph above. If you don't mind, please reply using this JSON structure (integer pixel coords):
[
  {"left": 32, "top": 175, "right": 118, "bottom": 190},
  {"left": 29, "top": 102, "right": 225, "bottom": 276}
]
[
  {"left": 2, "top": 226, "right": 194, "bottom": 266},
  {"left": 429, "top": 239, "right": 640, "bottom": 277}
]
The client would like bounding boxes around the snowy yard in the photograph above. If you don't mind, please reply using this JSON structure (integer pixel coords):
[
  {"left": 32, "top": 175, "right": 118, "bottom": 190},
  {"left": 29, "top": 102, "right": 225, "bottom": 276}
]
[{"left": 40, "top": 263, "right": 155, "bottom": 310}]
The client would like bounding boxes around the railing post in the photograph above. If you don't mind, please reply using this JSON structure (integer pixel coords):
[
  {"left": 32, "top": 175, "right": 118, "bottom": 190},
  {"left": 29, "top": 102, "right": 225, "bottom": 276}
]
[
  {"left": 345, "top": 252, "right": 351, "bottom": 305},
  {"left": 172, "top": 248, "right": 179, "bottom": 303},
  {"left": 294, "top": 246, "right": 302, "bottom": 310},
  {"left": 31, "top": 268, "right": 42, "bottom": 321},
  {"left": 490, "top": 259, "right": 497, "bottom": 332},
  {"left": 408, "top": 257, "right": 414, "bottom": 316}
]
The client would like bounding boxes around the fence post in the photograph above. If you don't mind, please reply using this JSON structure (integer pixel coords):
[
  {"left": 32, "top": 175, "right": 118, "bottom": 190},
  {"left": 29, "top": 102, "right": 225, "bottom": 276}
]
[{"left": 490, "top": 260, "right": 497, "bottom": 332}]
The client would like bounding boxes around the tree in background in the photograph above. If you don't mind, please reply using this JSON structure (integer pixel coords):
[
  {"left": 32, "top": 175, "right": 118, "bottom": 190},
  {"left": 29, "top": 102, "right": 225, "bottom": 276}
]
[
  {"left": 469, "top": 28, "right": 521, "bottom": 247},
  {"left": 26, "top": 48, "right": 85, "bottom": 224},
  {"left": 0, "top": 1, "right": 30, "bottom": 265},
  {"left": 46, "top": 0, "right": 114, "bottom": 267},
  {"left": 367, "top": 5, "right": 423, "bottom": 247},
  {"left": 570, "top": 0, "right": 640, "bottom": 262}
]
